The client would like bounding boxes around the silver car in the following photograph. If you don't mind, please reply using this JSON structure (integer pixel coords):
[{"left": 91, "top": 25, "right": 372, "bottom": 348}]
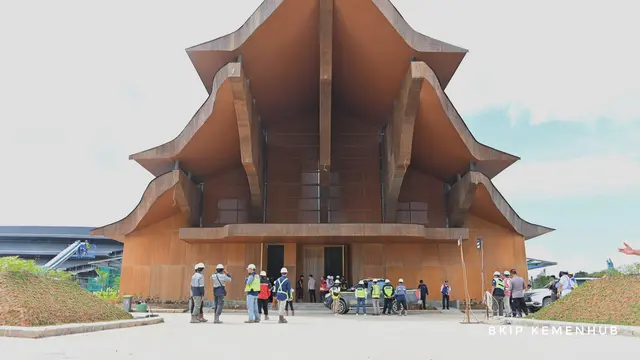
[{"left": 323, "top": 278, "right": 419, "bottom": 314}]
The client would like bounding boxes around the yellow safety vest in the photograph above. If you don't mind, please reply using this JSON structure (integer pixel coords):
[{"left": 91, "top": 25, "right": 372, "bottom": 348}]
[
  {"left": 372, "top": 284, "right": 381, "bottom": 299},
  {"left": 330, "top": 287, "right": 341, "bottom": 300},
  {"left": 494, "top": 278, "right": 505, "bottom": 290},
  {"left": 383, "top": 285, "right": 394, "bottom": 297},
  {"left": 245, "top": 274, "right": 260, "bottom": 292},
  {"left": 355, "top": 287, "right": 366, "bottom": 298}
]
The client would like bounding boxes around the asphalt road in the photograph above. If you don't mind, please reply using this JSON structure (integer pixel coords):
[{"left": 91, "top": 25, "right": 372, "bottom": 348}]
[{"left": 1, "top": 313, "right": 636, "bottom": 359}]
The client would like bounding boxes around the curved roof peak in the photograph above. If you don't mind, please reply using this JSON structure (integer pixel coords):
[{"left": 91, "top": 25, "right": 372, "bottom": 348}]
[{"left": 186, "top": 0, "right": 468, "bottom": 93}]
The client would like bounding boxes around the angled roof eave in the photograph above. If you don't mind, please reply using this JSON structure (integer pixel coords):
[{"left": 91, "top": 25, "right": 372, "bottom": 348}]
[
  {"left": 129, "top": 62, "right": 242, "bottom": 176},
  {"left": 185, "top": 0, "right": 285, "bottom": 93},
  {"left": 462, "top": 171, "right": 554, "bottom": 240},
  {"left": 91, "top": 170, "right": 199, "bottom": 239},
  {"left": 373, "top": 0, "right": 468, "bottom": 88},
  {"left": 414, "top": 61, "right": 520, "bottom": 178}
]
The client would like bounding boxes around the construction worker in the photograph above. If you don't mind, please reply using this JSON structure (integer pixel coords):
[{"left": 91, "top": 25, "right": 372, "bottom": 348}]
[
  {"left": 258, "top": 271, "right": 271, "bottom": 321},
  {"left": 274, "top": 267, "right": 292, "bottom": 323},
  {"left": 286, "top": 288, "right": 295, "bottom": 316},
  {"left": 330, "top": 280, "right": 342, "bottom": 315},
  {"left": 502, "top": 270, "right": 512, "bottom": 317},
  {"left": 491, "top": 271, "right": 505, "bottom": 316},
  {"left": 327, "top": 275, "right": 334, "bottom": 289},
  {"left": 371, "top": 278, "right": 382, "bottom": 315},
  {"left": 190, "top": 263, "right": 207, "bottom": 323},
  {"left": 244, "top": 264, "right": 260, "bottom": 323},
  {"left": 211, "top": 263, "right": 232, "bottom": 324},
  {"left": 382, "top": 279, "right": 395, "bottom": 315},
  {"left": 395, "top": 278, "right": 408, "bottom": 316},
  {"left": 355, "top": 280, "right": 367, "bottom": 316}
]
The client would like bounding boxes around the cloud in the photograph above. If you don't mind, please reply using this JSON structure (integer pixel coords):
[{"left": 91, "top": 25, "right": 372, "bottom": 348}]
[
  {"left": 493, "top": 154, "right": 640, "bottom": 201},
  {"left": 393, "top": 0, "right": 640, "bottom": 125},
  {"left": 0, "top": 0, "right": 263, "bottom": 226},
  {"left": 0, "top": 0, "right": 637, "bottom": 226}
]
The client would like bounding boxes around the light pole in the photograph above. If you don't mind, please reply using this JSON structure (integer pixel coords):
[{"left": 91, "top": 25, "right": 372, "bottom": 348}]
[{"left": 476, "top": 236, "right": 485, "bottom": 297}]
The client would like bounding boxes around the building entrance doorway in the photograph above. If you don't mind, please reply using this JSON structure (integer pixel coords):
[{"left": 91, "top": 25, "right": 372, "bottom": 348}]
[
  {"left": 302, "top": 245, "right": 344, "bottom": 302},
  {"left": 265, "top": 244, "right": 284, "bottom": 282},
  {"left": 324, "top": 246, "right": 343, "bottom": 279}
]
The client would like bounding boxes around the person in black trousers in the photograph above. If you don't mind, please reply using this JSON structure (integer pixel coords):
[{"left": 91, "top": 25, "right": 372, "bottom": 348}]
[
  {"left": 418, "top": 280, "right": 429, "bottom": 309},
  {"left": 286, "top": 294, "right": 295, "bottom": 316},
  {"left": 441, "top": 280, "right": 451, "bottom": 310},
  {"left": 296, "top": 275, "right": 304, "bottom": 301}
]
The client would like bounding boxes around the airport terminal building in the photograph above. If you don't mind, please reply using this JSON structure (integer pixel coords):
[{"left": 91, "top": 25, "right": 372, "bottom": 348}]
[
  {"left": 93, "top": 0, "right": 552, "bottom": 302},
  {"left": 0, "top": 226, "right": 122, "bottom": 288}
]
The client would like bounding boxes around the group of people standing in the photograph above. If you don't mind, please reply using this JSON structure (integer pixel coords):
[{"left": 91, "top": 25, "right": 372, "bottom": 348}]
[
  {"left": 188, "top": 263, "right": 295, "bottom": 324},
  {"left": 240, "top": 264, "right": 298, "bottom": 324},
  {"left": 328, "top": 278, "right": 411, "bottom": 316},
  {"left": 491, "top": 268, "right": 528, "bottom": 318},
  {"left": 298, "top": 275, "right": 349, "bottom": 303},
  {"left": 544, "top": 271, "right": 576, "bottom": 302}
]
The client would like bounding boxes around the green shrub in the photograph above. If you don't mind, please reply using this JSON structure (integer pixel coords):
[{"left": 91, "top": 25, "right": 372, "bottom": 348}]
[
  {"left": 95, "top": 287, "right": 122, "bottom": 304},
  {"left": 0, "top": 256, "right": 72, "bottom": 281}
]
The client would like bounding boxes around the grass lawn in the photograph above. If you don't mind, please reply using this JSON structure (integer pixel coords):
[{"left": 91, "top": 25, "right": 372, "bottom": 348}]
[
  {"left": 0, "top": 271, "right": 133, "bottom": 327},
  {"left": 529, "top": 275, "right": 640, "bottom": 326}
]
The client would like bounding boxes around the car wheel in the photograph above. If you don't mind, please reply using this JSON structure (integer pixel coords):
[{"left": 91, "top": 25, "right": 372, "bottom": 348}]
[
  {"left": 541, "top": 297, "right": 552, "bottom": 307},
  {"left": 339, "top": 299, "right": 348, "bottom": 314},
  {"left": 392, "top": 301, "right": 399, "bottom": 314}
]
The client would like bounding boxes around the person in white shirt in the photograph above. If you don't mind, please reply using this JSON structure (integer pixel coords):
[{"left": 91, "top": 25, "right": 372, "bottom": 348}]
[
  {"left": 308, "top": 274, "right": 317, "bottom": 303},
  {"left": 557, "top": 271, "right": 573, "bottom": 298}
]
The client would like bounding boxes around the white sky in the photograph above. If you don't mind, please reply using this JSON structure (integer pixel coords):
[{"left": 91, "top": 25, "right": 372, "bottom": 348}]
[{"left": 1, "top": 1, "right": 639, "bottom": 272}]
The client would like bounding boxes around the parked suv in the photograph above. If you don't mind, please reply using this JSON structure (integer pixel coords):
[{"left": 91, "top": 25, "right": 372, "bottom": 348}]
[{"left": 525, "top": 277, "right": 598, "bottom": 312}]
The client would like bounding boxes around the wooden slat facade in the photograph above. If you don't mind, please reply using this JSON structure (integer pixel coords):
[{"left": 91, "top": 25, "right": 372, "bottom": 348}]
[{"left": 99, "top": 0, "right": 553, "bottom": 306}]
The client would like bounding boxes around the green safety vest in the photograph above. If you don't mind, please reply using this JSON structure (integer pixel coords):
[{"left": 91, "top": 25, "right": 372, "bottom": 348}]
[
  {"left": 355, "top": 287, "right": 366, "bottom": 298},
  {"left": 372, "top": 284, "right": 381, "bottom": 299},
  {"left": 494, "top": 278, "right": 505, "bottom": 290},
  {"left": 383, "top": 285, "right": 393, "bottom": 297},
  {"left": 245, "top": 274, "right": 260, "bottom": 292}
]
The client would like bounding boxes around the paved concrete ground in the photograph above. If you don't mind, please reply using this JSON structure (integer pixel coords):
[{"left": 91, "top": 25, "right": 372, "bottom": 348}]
[{"left": 0, "top": 313, "right": 636, "bottom": 360}]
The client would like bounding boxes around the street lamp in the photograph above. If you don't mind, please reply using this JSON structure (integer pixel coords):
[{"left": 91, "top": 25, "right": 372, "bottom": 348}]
[{"left": 477, "top": 236, "right": 485, "bottom": 298}]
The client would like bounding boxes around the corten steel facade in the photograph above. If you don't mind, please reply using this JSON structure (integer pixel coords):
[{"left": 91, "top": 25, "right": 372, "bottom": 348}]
[{"left": 92, "top": 0, "right": 553, "bottom": 302}]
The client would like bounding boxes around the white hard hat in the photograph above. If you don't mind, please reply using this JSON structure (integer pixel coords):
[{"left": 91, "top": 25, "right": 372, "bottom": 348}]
[
  {"left": 194, "top": 263, "right": 205, "bottom": 270},
  {"left": 493, "top": 271, "right": 501, "bottom": 276},
  {"left": 260, "top": 271, "right": 267, "bottom": 276},
  {"left": 334, "top": 280, "right": 340, "bottom": 284},
  {"left": 247, "top": 264, "right": 256, "bottom": 270},
  {"left": 216, "top": 264, "right": 224, "bottom": 269},
  {"left": 358, "top": 280, "right": 364, "bottom": 285},
  {"left": 372, "top": 278, "right": 378, "bottom": 282},
  {"left": 336, "top": 275, "right": 340, "bottom": 278},
  {"left": 503, "top": 270, "right": 510, "bottom": 275},
  {"left": 398, "top": 278, "right": 404, "bottom": 283},
  {"left": 385, "top": 279, "right": 390, "bottom": 283},
  {"left": 280, "top": 267, "right": 288, "bottom": 273}
]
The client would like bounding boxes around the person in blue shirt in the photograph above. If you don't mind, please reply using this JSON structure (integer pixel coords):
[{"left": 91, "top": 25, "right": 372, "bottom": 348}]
[
  {"left": 274, "top": 267, "right": 292, "bottom": 324},
  {"left": 395, "top": 278, "right": 408, "bottom": 316}
]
